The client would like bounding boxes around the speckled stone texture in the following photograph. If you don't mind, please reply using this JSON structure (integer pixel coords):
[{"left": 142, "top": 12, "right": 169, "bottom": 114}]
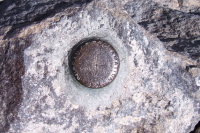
[{"left": 0, "top": 0, "right": 199, "bottom": 133}]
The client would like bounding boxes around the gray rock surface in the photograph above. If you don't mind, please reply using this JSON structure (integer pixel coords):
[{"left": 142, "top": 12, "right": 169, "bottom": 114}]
[
  {"left": 124, "top": 1, "right": 200, "bottom": 60},
  {"left": 0, "top": 0, "right": 199, "bottom": 133}
]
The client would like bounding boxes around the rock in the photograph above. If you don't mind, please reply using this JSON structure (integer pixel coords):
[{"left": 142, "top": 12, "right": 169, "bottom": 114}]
[
  {"left": 0, "top": 0, "right": 199, "bottom": 133},
  {"left": 0, "top": 1, "right": 92, "bottom": 132},
  {"left": 124, "top": 0, "right": 200, "bottom": 60},
  {"left": 152, "top": 0, "right": 200, "bottom": 13}
]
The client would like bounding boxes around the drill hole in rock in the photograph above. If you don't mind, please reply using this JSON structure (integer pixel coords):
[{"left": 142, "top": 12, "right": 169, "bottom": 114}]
[{"left": 69, "top": 38, "right": 120, "bottom": 89}]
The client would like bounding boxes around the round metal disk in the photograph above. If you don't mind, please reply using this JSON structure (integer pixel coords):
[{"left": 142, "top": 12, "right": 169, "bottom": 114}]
[{"left": 70, "top": 39, "right": 120, "bottom": 89}]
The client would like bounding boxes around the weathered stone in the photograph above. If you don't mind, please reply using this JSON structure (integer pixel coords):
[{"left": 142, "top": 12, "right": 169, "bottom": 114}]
[
  {"left": 0, "top": 0, "right": 92, "bottom": 39},
  {"left": 0, "top": 0, "right": 199, "bottom": 133},
  {"left": 0, "top": 1, "right": 92, "bottom": 132},
  {"left": 124, "top": 0, "right": 200, "bottom": 60}
]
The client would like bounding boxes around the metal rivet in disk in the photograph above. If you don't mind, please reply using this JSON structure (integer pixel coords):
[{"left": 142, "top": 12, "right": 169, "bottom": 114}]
[{"left": 70, "top": 39, "right": 120, "bottom": 89}]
